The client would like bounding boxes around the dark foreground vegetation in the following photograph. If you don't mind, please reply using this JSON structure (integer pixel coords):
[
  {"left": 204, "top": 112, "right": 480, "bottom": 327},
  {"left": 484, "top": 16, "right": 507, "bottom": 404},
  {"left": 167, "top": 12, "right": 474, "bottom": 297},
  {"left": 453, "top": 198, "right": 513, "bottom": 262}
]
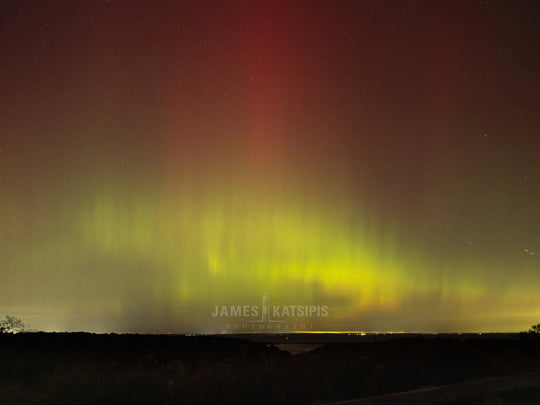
[{"left": 2, "top": 333, "right": 540, "bottom": 404}]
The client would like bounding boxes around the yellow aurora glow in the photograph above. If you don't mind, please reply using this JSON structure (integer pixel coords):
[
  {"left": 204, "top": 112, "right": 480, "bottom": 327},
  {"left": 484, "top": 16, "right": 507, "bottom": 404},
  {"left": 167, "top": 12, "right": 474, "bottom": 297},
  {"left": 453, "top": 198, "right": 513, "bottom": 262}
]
[{"left": 62, "top": 177, "right": 536, "bottom": 333}]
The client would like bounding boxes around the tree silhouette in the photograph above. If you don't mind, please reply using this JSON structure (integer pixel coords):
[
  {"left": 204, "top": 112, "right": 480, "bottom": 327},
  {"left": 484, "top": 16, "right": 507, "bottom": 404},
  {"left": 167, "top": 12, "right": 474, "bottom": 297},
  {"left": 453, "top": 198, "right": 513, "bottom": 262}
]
[
  {"left": 528, "top": 323, "right": 540, "bottom": 334},
  {"left": 0, "top": 315, "right": 28, "bottom": 333}
]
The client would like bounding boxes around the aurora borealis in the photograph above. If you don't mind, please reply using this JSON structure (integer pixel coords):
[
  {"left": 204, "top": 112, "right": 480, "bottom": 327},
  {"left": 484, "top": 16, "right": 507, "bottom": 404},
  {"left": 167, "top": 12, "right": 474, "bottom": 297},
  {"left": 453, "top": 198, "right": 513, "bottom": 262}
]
[{"left": 1, "top": 1, "right": 539, "bottom": 333}]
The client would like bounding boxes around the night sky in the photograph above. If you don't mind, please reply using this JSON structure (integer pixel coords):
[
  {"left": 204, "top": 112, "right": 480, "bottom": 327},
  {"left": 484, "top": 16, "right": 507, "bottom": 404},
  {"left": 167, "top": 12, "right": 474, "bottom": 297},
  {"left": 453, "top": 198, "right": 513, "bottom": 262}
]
[{"left": 1, "top": 1, "right": 539, "bottom": 333}]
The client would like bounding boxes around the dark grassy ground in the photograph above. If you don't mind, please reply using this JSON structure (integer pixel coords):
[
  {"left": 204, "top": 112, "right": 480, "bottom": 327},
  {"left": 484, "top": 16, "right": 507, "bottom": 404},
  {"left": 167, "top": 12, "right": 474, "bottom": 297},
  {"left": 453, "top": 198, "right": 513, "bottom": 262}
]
[{"left": 1, "top": 332, "right": 540, "bottom": 404}]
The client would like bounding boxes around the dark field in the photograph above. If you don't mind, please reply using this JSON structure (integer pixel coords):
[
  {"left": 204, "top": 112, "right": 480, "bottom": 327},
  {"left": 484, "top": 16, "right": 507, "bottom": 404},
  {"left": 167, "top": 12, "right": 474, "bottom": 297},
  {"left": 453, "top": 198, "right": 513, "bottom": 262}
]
[{"left": 2, "top": 332, "right": 540, "bottom": 404}]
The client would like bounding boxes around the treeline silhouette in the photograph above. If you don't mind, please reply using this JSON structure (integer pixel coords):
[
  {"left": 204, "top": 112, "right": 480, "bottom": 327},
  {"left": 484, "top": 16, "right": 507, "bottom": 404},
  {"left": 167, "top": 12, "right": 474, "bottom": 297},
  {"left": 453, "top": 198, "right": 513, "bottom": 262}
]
[{"left": 2, "top": 332, "right": 540, "bottom": 404}]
